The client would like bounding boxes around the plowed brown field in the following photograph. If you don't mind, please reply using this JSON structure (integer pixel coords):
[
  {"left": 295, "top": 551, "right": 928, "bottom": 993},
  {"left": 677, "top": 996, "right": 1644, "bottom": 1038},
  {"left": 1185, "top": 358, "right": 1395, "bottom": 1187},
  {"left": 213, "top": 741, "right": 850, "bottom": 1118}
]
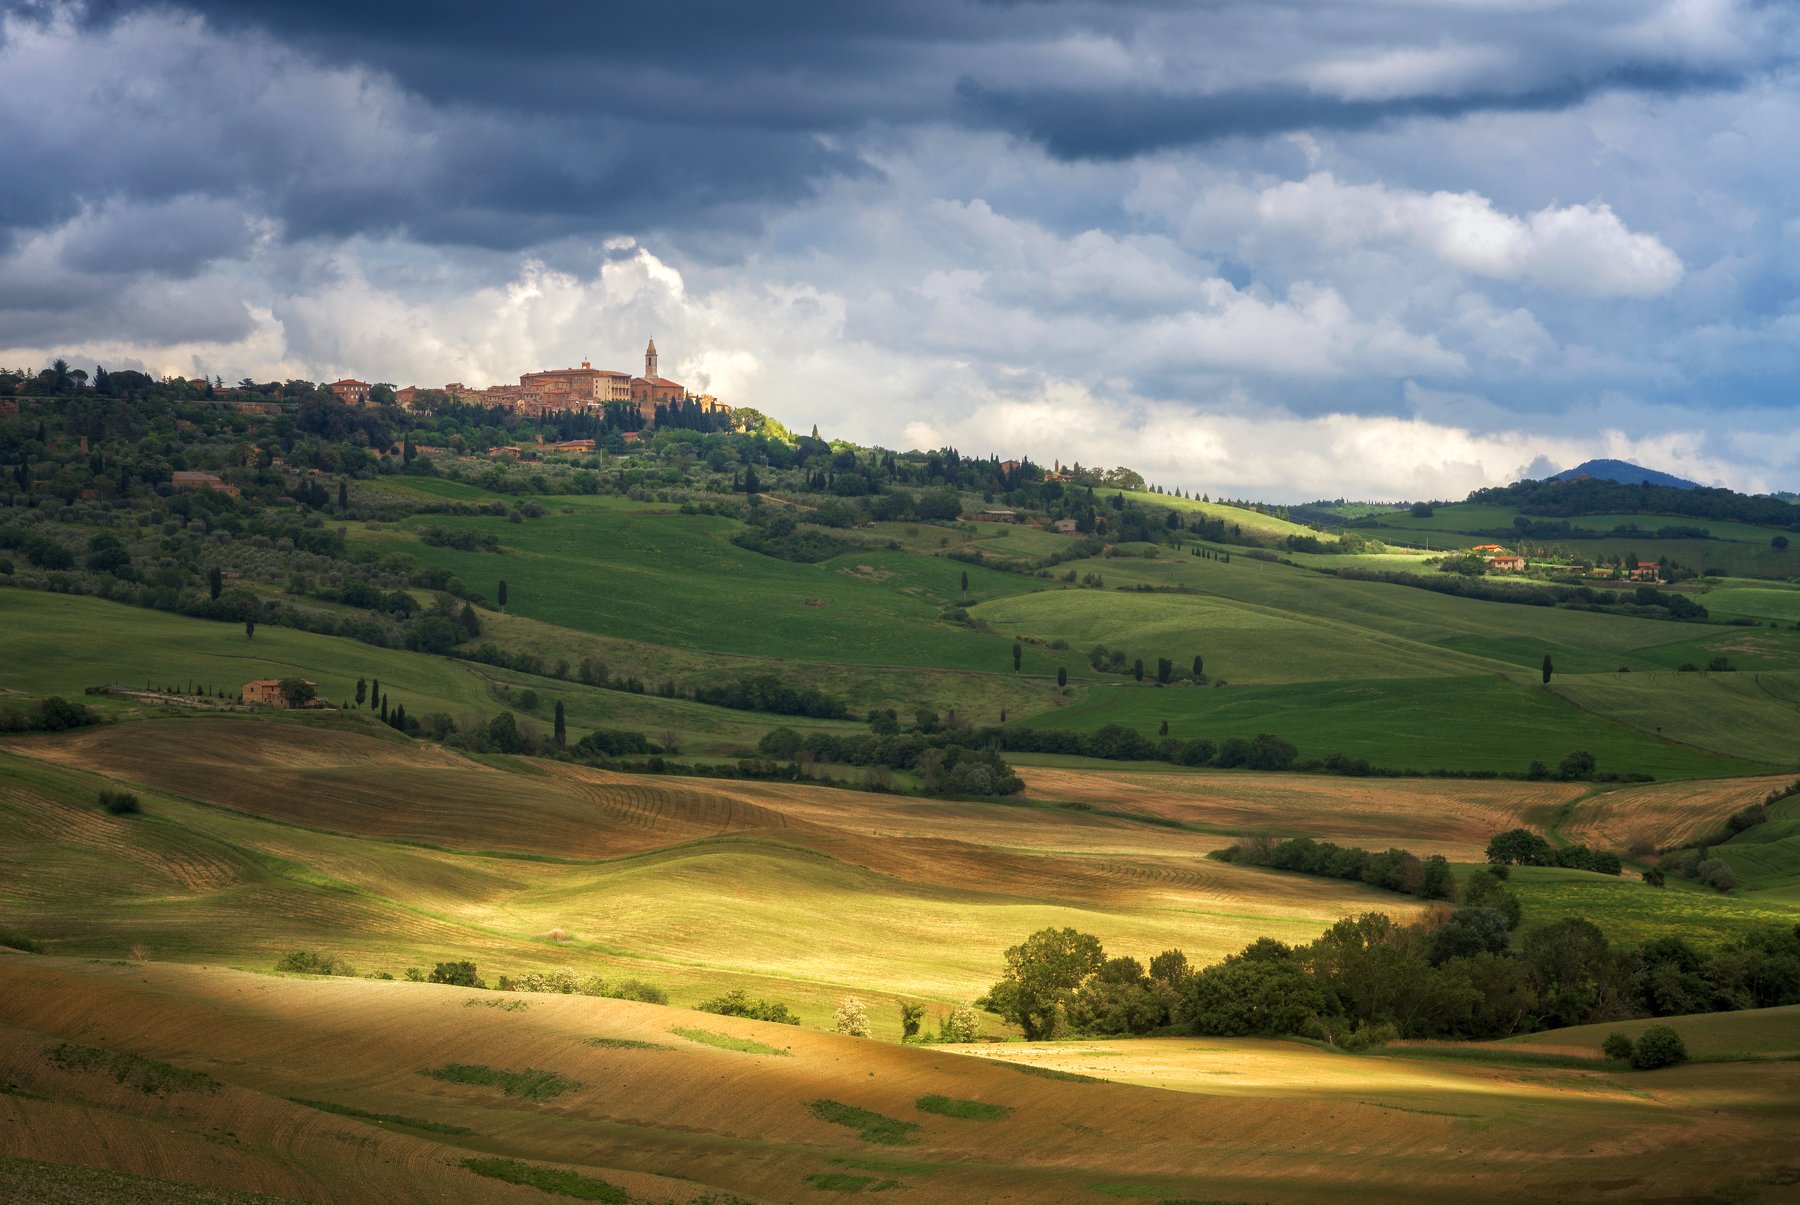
[
  {"left": 1561, "top": 774, "right": 1797, "bottom": 852},
  {"left": 1019, "top": 765, "right": 1584, "bottom": 860},
  {"left": 3, "top": 959, "right": 1797, "bottom": 1204}
]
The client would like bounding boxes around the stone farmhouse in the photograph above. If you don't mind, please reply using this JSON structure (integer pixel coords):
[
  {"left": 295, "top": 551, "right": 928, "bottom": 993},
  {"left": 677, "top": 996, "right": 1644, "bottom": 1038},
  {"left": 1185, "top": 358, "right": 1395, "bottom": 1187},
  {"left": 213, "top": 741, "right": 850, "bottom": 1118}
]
[{"left": 241, "top": 679, "right": 316, "bottom": 708}]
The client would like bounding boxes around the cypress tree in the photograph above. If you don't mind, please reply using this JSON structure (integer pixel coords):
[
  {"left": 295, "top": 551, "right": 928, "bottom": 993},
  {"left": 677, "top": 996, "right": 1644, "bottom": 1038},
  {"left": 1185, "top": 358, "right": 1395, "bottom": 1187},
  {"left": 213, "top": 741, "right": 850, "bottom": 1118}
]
[{"left": 553, "top": 700, "right": 566, "bottom": 748}]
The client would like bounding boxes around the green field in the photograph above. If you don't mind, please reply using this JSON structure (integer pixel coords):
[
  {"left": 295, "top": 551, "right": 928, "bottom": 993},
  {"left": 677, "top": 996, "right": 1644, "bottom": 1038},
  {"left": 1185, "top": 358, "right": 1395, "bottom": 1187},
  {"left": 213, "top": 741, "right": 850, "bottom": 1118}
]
[
  {"left": 1015, "top": 675, "right": 1767, "bottom": 778},
  {"left": 1508, "top": 867, "right": 1800, "bottom": 947},
  {"left": 366, "top": 500, "right": 1062, "bottom": 673}
]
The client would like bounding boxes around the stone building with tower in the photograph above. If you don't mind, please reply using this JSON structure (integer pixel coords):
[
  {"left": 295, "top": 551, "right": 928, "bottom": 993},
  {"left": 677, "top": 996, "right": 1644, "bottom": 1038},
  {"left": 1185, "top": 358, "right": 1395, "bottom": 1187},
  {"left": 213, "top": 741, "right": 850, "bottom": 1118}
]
[{"left": 629, "top": 339, "right": 686, "bottom": 411}]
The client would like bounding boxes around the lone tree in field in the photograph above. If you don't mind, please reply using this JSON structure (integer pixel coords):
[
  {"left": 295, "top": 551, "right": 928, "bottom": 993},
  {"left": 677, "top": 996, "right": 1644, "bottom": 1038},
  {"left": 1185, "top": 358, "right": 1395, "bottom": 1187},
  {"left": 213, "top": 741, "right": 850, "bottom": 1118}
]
[
  {"left": 208, "top": 567, "right": 222, "bottom": 601},
  {"left": 1558, "top": 749, "right": 1597, "bottom": 780},
  {"left": 899, "top": 1001, "right": 926, "bottom": 1039},
  {"left": 244, "top": 615, "right": 256, "bottom": 639},
  {"left": 833, "top": 996, "right": 871, "bottom": 1038},
  {"left": 553, "top": 700, "right": 566, "bottom": 748},
  {"left": 961, "top": 569, "right": 969, "bottom": 599},
  {"left": 1542, "top": 654, "right": 1554, "bottom": 685},
  {"left": 986, "top": 927, "right": 1105, "bottom": 1040},
  {"left": 1012, "top": 641, "right": 1022, "bottom": 672},
  {"left": 1133, "top": 659, "right": 1144, "bottom": 682},
  {"left": 1057, "top": 666, "right": 1067, "bottom": 693},
  {"left": 1156, "top": 657, "right": 1172, "bottom": 684},
  {"left": 497, "top": 579, "right": 509, "bottom": 612},
  {"left": 1193, "top": 654, "right": 1203, "bottom": 679},
  {"left": 355, "top": 678, "right": 367, "bottom": 707}
]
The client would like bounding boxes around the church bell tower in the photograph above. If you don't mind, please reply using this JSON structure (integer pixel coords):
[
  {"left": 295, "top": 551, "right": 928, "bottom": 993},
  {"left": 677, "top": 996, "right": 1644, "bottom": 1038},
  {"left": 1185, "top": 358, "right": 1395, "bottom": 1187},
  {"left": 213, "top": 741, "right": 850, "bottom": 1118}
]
[{"left": 644, "top": 339, "right": 658, "bottom": 380}]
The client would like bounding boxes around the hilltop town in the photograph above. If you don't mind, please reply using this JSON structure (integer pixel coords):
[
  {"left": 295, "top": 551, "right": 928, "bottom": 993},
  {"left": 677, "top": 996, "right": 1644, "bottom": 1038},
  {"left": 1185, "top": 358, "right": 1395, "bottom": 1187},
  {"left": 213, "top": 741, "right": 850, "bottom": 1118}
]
[{"left": 325, "top": 339, "right": 732, "bottom": 423}]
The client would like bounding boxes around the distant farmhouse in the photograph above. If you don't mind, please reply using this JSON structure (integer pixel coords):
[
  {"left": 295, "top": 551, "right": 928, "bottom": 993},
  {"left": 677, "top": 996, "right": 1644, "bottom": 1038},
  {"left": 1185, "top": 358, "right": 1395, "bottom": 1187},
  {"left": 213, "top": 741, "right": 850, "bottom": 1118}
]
[{"left": 241, "top": 679, "right": 318, "bottom": 708}]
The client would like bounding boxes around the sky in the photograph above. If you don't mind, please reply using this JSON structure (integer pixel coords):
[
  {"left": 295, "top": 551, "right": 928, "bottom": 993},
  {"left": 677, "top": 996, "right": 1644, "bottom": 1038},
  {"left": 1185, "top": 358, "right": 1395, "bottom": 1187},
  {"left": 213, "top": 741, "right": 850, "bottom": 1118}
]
[{"left": 2, "top": 0, "right": 1797, "bottom": 501}]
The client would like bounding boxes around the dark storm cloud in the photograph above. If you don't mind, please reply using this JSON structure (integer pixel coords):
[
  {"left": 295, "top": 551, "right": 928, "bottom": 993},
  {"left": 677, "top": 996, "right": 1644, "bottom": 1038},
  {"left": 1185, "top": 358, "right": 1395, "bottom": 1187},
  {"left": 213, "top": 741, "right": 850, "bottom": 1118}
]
[
  {"left": 957, "top": 63, "right": 1746, "bottom": 160},
  {"left": 12, "top": 0, "right": 1786, "bottom": 253}
]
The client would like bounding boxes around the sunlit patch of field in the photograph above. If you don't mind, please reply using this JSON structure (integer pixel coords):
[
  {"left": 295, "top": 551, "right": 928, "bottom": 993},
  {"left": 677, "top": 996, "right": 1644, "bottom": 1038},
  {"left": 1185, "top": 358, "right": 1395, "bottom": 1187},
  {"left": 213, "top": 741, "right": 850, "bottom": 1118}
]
[
  {"left": 1561, "top": 774, "right": 1798, "bottom": 853},
  {"left": 1018, "top": 765, "right": 1584, "bottom": 860},
  {"left": 6, "top": 959, "right": 1799, "bottom": 1205},
  {"left": 1, "top": 719, "right": 1431, "bottom": 1028}
]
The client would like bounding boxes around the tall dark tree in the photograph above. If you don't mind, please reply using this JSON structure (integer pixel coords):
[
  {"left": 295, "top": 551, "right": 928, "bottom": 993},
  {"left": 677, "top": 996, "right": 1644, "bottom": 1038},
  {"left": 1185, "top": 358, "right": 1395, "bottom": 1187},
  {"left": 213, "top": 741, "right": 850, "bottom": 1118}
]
[
  {"left": 355, "top": 677, "right": 367, "bottom": 706},
  {"left": 379, "top": 695, "right": 388, "bottom": 722},
  {"left": 960, "top": 569, "right": 969, "bottom": 599},
  {"left": 1541, "top": 654, "right": 1554, "bottom": 685},
  {"left": 371, "top": 678, "right": 380, "bottom": 709},
  {"left": 1012, "top": 642, "right": 1022, "bottom": 672},
  {"left": 338, "top": 478, "right": 348, "bottom": 508},
  {"left": 1192, "top": 654, "right": 1203, "bottom": 679},
  {"left": 207, "top": 567, "right": 222, "bottom": 601},
  {"left": 553, "top": 700, "right": 566, "bottom": 749},
  {"left": 458, "top": 602, "right": 481, "bottom": 639},
  {"left": 497, "top": 579, "right": 508, "bottom": 612},
  {"left": 1133, "top": 659, "right": 1144, "bottom": 682},
  {"left": 1057, "top": 666, "right": 1068, "bottom": 692},
  {"left": 244, "top": 615, "right": 256, "bottom": 639}
]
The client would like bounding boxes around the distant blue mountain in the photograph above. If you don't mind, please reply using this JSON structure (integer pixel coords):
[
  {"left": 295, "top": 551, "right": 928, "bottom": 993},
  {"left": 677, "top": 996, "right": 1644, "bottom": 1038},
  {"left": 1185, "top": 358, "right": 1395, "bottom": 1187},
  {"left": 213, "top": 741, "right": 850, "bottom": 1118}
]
[{"left": 1551, "top": 459, "right": 1701, "bottom": 490}]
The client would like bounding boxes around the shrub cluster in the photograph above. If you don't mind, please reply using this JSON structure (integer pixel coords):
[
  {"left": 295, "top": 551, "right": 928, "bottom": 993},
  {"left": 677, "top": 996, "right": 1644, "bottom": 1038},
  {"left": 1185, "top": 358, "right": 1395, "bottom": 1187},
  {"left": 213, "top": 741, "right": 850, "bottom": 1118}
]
[
  {"left": 692, "top": 673, "right": 850, "bottom": 719},
  {"left": 495, "top": 967, "right": 668, "bottom": 1004},
  {"left": 98, "top": 790, "right": 141, "bottom": 816},
  {"left": 1211, "top": 836, "right": 1456, "bottom": 900},
  {"left": 0, "top": 696, "right": 100, "bottom": 733},
  {"left": 275, "top": 950, "right": 357, "bottom": 976},
  {"left": 697, "top": 989, "right": 801, "bottom": 1025},
  {"left": 1484, "top": 828, "right": 1623, "bottom": 874},
  {"left": 1602, "top": 1025, "right": 1689, "bottom": 1070}
]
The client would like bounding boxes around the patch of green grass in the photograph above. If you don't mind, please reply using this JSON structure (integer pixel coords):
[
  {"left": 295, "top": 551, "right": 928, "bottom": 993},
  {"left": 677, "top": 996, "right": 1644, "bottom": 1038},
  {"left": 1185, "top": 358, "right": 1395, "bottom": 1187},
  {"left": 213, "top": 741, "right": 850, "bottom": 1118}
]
[
  {"left": 288, "top": 1097, "right": 474, "bottom": 1135},
  {"left": 381, "top": 502, "right": 1044, "bottom": 671},
  {"left": 915, "top": 1093, "right": 1013, "bottom": 1120},
  {"left": 669, "top": 1026, "right": 790, "bottom": 1056},
  {"left": 806, "top": 1099, "right": 921, "bottom": 1145},
  {"left": 1509, "top": 867, "right": 1800, "bottom": 947},
  {"left": 421, "top": 1063, "right": 578, "bottom": 1100},
  {"left": 463, "top": 997, "right": 529, "bottom": 1011},
  {"left": 0, "top": 1154, "right": 296, "bottom": 1203},
  {"left": 586, "top": 1036, "right": 671, "bottom": 1051},
  {"left": 805, "top": 1172, "right": 903, "bottom": 1192},
  {"left": 461, "top": 1158, "right": 626, "bottom": 1202},
  {"left": 1000, "top": 1062, "right": 1104, "bottom": 1084},
  {"left": 45, "top": 1042, "right": 219, "bottom": 1096}
]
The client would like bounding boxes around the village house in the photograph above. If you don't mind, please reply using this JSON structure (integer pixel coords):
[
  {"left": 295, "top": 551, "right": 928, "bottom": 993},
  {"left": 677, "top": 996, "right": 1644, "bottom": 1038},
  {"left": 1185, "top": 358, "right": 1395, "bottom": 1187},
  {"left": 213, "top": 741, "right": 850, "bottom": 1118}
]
[
  {"left": 328, "top": 378, "right": 372, "bottom": 405},
  {"left": 1487, "top": 554, "right": 1526, "bottom": 572},
  {"left": 1629, "top": 565, "right": 1661, "bottom": 581},
  {"left": 241, "top": 679, "right": 315, "bottom": 708},
  {"left": 1052, "top": 518, "right": 1079, "bottom": 534},
  {"left": 1471, "top": 544, "right": 1507, "bottom": 554},
  {"left": 980, "top": 508, "right": 1019, "bottom": 523}
]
